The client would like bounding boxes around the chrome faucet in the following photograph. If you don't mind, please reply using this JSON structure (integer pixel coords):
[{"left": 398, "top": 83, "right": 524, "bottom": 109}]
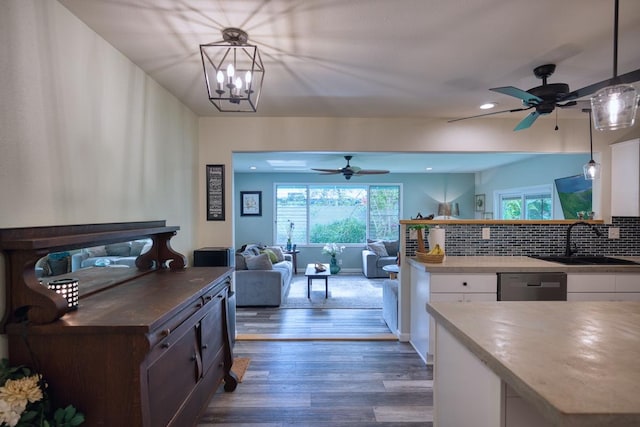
[{"left": 565, "top": 221, "right": 603, "bottom": 257}]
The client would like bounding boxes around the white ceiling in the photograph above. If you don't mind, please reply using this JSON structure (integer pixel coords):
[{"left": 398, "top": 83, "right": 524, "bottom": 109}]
[{"left": 58, "top": 0, "right": 639, "bottom": 173}]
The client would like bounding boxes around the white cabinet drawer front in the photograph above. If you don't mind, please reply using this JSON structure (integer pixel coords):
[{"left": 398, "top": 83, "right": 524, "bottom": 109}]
[
  {"left": 431, "top": 274, "right": 496, "bottom": 293},
  {"left": 567, "top": 292, "right": 618, "bottom": 301},
  {"left": 567, "top": 274, "right": 615, "bottom": 293},
  {"left": 615, "top": 274, "right": 640, "bottom": 292},
  {"left": 465, "top": 293, "right": 497, "bottom": 302}
]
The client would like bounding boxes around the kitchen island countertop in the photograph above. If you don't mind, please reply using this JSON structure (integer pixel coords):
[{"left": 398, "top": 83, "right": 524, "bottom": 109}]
[{"left": 427, "top": 301, "right": 640, "bottom": 426}]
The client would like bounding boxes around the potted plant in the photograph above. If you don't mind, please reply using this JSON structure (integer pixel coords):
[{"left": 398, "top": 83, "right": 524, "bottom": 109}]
[{"left": 407, "top": 224, "right": 430, "bottom": 253}]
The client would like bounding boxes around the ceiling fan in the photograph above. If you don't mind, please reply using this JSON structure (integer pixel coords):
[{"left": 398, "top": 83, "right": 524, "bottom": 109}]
[
  {"left": 312, "top": 155, "right": 390, "bottom": 180},
  {"left": 450, "top": 0, "right": 640, "bottom": 131}
]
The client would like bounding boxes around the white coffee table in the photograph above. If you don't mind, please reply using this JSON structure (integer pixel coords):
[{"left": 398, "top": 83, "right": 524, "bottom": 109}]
[
  {"left": 382, "top": 264, "right": 399, "bottom": 279},
  {"left": 304, "top": 263, "right": 331, "bottom": 298}
]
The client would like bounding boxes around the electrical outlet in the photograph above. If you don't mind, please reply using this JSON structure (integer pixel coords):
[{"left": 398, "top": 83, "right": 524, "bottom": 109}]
[
  {"left": 338, "top": 259, "right": 343, "bottom": 265},
  {"left": 608, "top": 227, "right": 620, "bottom": 239},
  {"left": 482, "top": 227, "right": 491, "bottom": 240}
]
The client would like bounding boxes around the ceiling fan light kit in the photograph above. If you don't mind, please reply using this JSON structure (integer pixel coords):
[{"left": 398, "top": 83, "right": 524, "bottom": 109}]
[{"left": 200, "top": 28, "right": 265, "bottom": 112}]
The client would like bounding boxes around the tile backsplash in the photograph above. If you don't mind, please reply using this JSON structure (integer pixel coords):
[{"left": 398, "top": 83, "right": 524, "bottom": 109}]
[{"left": 404, "top": 217, "right": 640, "bottom": 257}]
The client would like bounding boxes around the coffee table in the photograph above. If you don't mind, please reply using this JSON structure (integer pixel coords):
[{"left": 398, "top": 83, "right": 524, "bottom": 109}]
[
  {"left": 382, "top": 264, "right": 399, "bottom": 279},
  {"left": 304, "top": 263, "right": 331, "bottom": 298}
]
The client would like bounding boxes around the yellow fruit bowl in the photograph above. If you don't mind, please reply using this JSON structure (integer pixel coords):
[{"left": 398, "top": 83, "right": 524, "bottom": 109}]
[{"left": 416, "top": 251, "right": 445, "bottom": 263}]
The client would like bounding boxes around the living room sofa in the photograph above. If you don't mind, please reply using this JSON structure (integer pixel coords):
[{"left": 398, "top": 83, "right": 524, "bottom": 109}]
[
  {"left": 362, "top": 239, "right": 399, "bottom": 278},
  {"left": 234, "top": 244, "right": 293, "bottom": 307},
  {"left": 71, "top": 240, "right": 152, "bottom": 270}
]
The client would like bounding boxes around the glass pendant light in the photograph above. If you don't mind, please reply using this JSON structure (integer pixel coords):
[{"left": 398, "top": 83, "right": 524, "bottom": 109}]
[
  {"left": 583, "top": 112, "right": 601, "bottom": 180},
  {"left": 590, "top": 0, "right": 639, "bottom": 130}
]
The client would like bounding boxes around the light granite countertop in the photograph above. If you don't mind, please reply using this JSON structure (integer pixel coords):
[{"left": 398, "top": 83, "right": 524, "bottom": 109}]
[
  {"left": 426, "top": 301, "right": 640, "bottom": 427},
  {"left": 408, "top": 255, "right": 640, "bottom": 273}
]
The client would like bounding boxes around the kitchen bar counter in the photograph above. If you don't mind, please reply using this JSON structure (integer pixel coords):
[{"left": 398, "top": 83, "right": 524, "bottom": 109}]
[
  {"left": 407, "top": 255, "right": 640, "bottom": 273},
  {"left": 427, "top": 301, "right": 640, "bottom": 426}
]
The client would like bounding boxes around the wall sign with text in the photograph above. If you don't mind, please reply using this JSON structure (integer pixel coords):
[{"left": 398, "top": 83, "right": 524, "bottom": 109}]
[{"left": 206, "top": 164, "right": 225, "bottom": 221}]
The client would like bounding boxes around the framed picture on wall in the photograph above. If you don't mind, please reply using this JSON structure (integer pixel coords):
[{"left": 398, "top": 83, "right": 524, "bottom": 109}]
[
  {"left": 240, "top": 191, "right": 262, "bottom": 216},
  {"left": 206, "top": 164, "right": 225, "bottom": 221},
  {"left": 475, "top": 194, "right": 486, "bottom": 212}
]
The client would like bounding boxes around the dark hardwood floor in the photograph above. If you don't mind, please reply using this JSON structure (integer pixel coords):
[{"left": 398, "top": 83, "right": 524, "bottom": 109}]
[
  {"left": 198, "top": 340, "right": 434, "bottom": 426},
  {"left": 198, "top": 292, "right": 433, "bottom": 426}
]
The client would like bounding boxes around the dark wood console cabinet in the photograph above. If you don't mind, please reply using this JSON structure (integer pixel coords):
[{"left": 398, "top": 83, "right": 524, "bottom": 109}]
[{"left": 0, "top": 221, "right": 237, "bottom": 427}]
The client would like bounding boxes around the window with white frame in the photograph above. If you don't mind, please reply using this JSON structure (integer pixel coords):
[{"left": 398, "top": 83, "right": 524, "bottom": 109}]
[
  {"left": 494, "top": 185, "right": 552, "bottom": 220},
  {"left": 275, "top": 184, "right": 401, "bottom": 245}
]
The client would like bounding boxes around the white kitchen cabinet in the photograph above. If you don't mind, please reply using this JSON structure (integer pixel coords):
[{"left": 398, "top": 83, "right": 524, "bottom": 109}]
[
  {"left": 611, "top": 138, "right": 640, "bottom": 217},
  {"left": 567, "top": 272, "right": 640, "bottom": 301},
  {"left": 428, "top": 273, "right": 497, "bottom": 356}
]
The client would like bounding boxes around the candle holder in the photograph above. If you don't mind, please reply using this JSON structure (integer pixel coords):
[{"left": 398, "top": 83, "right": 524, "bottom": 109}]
[{"left": 47, "top": 278, "right": 79, "bottom": 310}]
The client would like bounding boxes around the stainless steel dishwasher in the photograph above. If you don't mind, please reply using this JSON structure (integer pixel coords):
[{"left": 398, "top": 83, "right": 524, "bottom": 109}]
[{"left": 497, "top": 272, "right": 567, "bottom": 301}]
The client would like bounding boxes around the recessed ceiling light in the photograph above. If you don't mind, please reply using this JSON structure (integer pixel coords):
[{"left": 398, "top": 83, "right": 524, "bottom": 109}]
[
  {"left": 480, "top": 103, "right": 496, "bottom": 110},
  {"left": 425, "top": 167, "right": 433, "bottom": 171},
  {"left": 249, "top": 166, "right": 257, "bottom": 170}
]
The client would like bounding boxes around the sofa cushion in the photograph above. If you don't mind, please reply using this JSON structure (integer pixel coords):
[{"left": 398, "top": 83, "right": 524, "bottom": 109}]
[
  {"left": 367, "top": 241, "right": 389, "bottom": 257},
  {"left": 106, "top": 243, "right": 132, "bottom": 257},
  {"left": 86, "top": 246, "right": 107, "bottom": 257},
  {"left": 246, "top": 253, "right": 273, "bottom": 270},
  {"left": 130, "top": 239, "right": 151, "bottom": 256}
]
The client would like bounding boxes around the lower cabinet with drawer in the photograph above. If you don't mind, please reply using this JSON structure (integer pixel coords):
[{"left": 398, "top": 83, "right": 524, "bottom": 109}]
[{"left": 7, "top": 267, "right": 237, "bottom": 427}]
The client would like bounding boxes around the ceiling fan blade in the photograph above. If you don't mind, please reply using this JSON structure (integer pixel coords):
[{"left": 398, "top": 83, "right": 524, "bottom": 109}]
[
  {"left": 448, "top": 106, "right": 534, "bottom": 123},
  {"left": 355, "top": 170, "right": 390, "bottom": 175},
  {"left": 514, "top": 111, "right": 540, "bottom": 131},
  {"left": 490, "top": 86, "right": 543, "bottom": 104},
  {"left": 564, "top": 68, "right": 640, "bottom": 100},
  {"left": 311, "top": 168, "right": 341, "bottom": 174},
  {"left": 557, "top": 101, "right": 577, "bottom": 108}
]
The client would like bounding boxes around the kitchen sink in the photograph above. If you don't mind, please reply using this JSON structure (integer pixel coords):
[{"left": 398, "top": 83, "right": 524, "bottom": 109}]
[{"left": 530, "top": 255, "right": 640, "bottom": 265}]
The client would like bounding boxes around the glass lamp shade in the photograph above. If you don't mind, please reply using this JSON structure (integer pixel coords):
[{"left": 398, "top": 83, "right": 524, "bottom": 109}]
[
  {"left": 590, "top": 84, "right": 639, "bottom": 131},
  {"left": 437, "top": 202, "right": 459, "bottom": 217},
  {"left": 583, "top": 159, "right": 601, "bottom": 180}
]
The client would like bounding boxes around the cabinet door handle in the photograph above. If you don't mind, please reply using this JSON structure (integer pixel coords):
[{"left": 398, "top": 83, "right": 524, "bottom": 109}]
[
  {"left": 161, "top": 342, "right": 170, "bottom": 349},
  {"left": 202, "top": 344, "right": 208, "bottom": 350},
  {"left": 462, "top": 282, "right": 468, "bottom": 286},
  {"left": 204, "top": 295, "right": 213, "bottom": 302}
]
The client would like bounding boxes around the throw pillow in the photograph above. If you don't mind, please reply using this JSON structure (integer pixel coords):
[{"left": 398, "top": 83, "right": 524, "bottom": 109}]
[
  {"left": 130, "top": 239, "right": 151, "bottom": 256},
  {"left": 47, "top": 257, "right": 69, "bottom": 276},
  {"left": 245, "top": 253, "right": 273, "bottom": 270},
  {"left": 269, "top": 246, "right": 286, "bottom": 262},
  {"left": 260, "top": 248, "right": 278, "bottom": 264},
  {"left": 235, "top": 253, "right": 248, "bottom": 270},
  {"left": 367, "top": 241, "right": 389, "bottom": 257},
  {"left": 86, "top": 246, "right": 107, "bottom": 257},
  {"left": 105, "top": 243, "right": 132, "bottom": 257},
  {"left": 383, "top": 240, "right": 399, "bottom": 257}
]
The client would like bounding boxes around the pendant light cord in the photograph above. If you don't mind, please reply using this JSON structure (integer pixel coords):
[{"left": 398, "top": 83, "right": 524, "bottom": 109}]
[
  {"left": 613, "top": 0, "right": 619, "bottom": 79},
  {"left": 589, "top": 112, "right": 594, "bottom": 160}
]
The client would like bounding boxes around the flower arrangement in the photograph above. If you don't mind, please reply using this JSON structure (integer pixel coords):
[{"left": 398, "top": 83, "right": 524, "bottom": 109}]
[
  {"left": 322, "top": 243, "right": 345, "bottom": 257},
  {"left": 0, "top": 359, "right": 84, "bottom": 427},
  {"left": 286, "top": 220, "right": 295, "bottom": 241}
]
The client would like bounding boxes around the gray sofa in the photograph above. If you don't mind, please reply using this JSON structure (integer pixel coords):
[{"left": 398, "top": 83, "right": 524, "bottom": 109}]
[
  {"left": 362, "top": 239, "right": 399, "bottom": 278},
  {"left": 71, "top": 240, "right": 152, "bottom": 270},
  {"left": 234, "top": 244, "right": 293, "bottom": 307}
]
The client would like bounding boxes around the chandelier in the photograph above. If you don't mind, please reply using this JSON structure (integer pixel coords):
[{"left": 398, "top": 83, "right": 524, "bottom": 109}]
[{"left": 200, "top": 28, "right": 265, "bottom": 112}]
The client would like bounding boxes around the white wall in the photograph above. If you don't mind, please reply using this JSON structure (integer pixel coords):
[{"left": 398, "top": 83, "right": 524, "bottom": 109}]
[{"left": 0, "top": 1, "right": 199, "bottom": 355}]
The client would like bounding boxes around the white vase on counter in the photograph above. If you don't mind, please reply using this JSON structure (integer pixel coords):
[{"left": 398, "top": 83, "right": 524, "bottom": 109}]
[{"left": 428, "top": 226, "right": 446, "bottom": 252}]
